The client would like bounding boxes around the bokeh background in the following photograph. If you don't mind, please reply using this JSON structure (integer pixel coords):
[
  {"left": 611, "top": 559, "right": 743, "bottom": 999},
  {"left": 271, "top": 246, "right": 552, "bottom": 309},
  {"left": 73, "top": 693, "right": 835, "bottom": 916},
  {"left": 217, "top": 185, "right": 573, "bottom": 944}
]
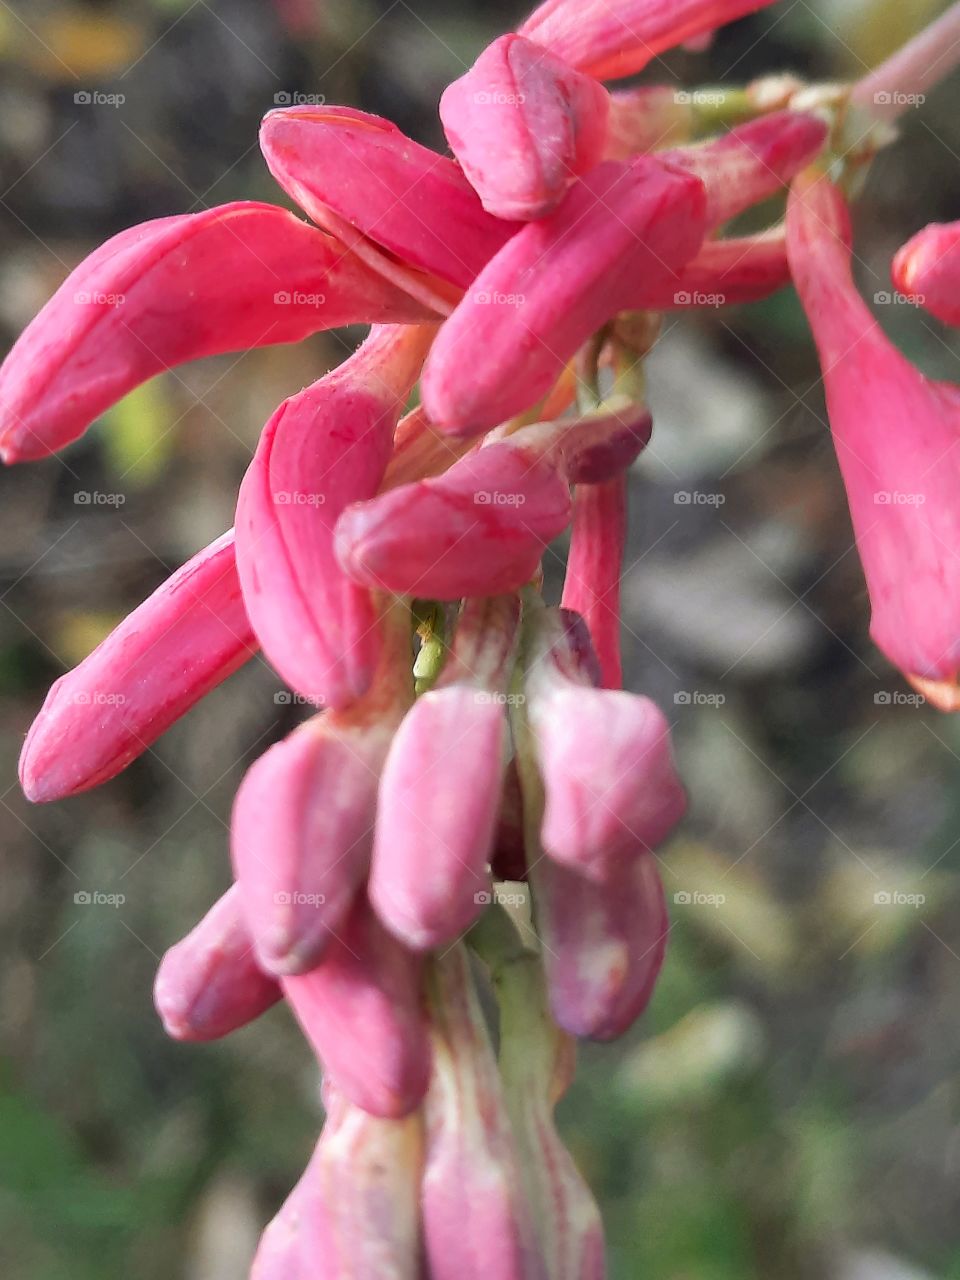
[{"left": 1, "top": 1, "right": 959, "bottom": 1277}]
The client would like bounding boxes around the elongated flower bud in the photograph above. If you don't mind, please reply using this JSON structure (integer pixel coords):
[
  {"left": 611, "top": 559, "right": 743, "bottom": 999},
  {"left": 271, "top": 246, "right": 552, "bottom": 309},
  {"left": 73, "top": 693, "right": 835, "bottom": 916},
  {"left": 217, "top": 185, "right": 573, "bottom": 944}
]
[
  {"left": 787, "top": 168, "right": 960, "bottom": 705},
  {"left": 154, "top": 886, "right": 280, "bottom": 1041},
  {"left": 0, "top": 203, "right": 433, "bottom": 462},
  {"left": 892, "top": 220, "right": 960, "bottom": 327},
  {"left": 20, "top": 529, "right": 256, "bottom": 803},
  {"left": 235, "top": 324, "right": 433, "bottom": 708},
  {"left": 421, "top": 157, "right": 707, "bottom": 435},
  {"left": 422, "top": 945, "right": 546, "bottom": 1279},
  {"left": 518, "top": 0, "right": 779, "bottom": 81},
  {"left": 259, "top": 106, "right": 518, "bottom": 297},
  {"left": 370, "top": 596, "right": 521, "bottom": 948},
  {"left": 561, "top": 478, "right": 626, "bottom": 689},
  {"left": 440, "top": 35, "right": 609, "bottom": 221},
  {"left": 283, "top": 900, "right": 431, "bottom": 1118},
  {"left": 640, "top": 224, "right": 790, "bottom": 311}
]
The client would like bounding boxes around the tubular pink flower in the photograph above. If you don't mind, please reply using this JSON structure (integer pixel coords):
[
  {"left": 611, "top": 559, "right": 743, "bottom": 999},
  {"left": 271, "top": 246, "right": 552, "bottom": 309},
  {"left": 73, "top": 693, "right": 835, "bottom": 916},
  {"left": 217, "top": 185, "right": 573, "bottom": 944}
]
[
  {"left": 19, "top": 529, "right": 256, "bottom": 803},
  {"left": 518, "top": 0, "right": 780, "bottom": 81},
  {"left": 561, "top": 477, "right": 627, "bottom": 689},
  {"left": 282, "top": 899, "right": 431, "bottom": 1118},
  {"left": 334, "top": 439, "right": 572, "bottom": 600},
  {"left": 153, "top": 886, "right": 280, "bottom": 1042},
  {"left": 787, "top": 169, "right": 960, "bottom": 703},
  {"left": 639, "top": 224, "right": 790, "bottom": 310},
  {"left": 0, "top": 202, "right": 434, "bottom": 463},
  {"left": 892, "top": 220, "right": 960, "bottom": 327},
  {"left": 370, "top": 596, "right": 521, "bottom": 949},
  {"left": 234, "top": 324, "right": 433, "bottom": 709},
  {"left": 439, "top": 35, "right": 610, "bottom": 221},
  {"left": 420, "top": 156, "right": 708, "bottom": 435},
  {"left": 259, "top": 105, "right": 519, "bottom": 299}
]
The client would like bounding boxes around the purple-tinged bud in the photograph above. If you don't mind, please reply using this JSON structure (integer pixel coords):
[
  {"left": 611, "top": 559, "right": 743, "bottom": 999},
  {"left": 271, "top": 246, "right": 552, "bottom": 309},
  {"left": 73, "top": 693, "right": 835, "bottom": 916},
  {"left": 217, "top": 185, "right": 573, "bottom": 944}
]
[
  {"left": 283, "top": 899, "right": 431, "bottom": 1118},
  {"left": 422, "top": 945, "right": 546, "bottom": 1279},
  {"left": 154, "top": 886, "right": 280, "bottom": 1041},
  {"left": 562, "top": 478, "right": 626, "bottom": 690},
  {"left": 370, "top": 596, "right": 521, "bottom": 949}
]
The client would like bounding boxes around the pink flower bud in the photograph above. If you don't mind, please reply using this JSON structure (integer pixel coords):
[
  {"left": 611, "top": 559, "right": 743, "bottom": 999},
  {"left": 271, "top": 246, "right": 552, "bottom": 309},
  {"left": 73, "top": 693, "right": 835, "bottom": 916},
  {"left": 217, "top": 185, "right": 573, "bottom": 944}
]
[
  {"left": 19, "top": 529, "right": 256, "bottom": 803},
  {"left": 154, "top": 886, "right": 280, "bottom": 1041},
  {"left": 518, "top": 0, "right": 779, "bottom": 81},
  {"left": 439, "top": 35, "right": 609, "bottom": 221},
  {"left": 561, "top": 478, "right": 626, "bottom": 689},
  {"left": 259, "top": 106, "right": 519, "bottom": 295},
  {"left": 335, "top": 439, "right": 572, "bottom": 600},
  {"left": 282, "top": 899, "right": 431, "bottom": 1118},
  {"left": 787, "top": 168, "right": 960, "bottom": 702},
  {"left": 639, "top": 224, "right": 790, "bottom": 311},
  {"left": 422, "top": 946, "right": 546, "bottom": 1279},
  {"left": 420, "top": 157, "right": 707, "bottom": 435},
  {"left": 892, "top": 220, "right": 960, "bottom": 327},
  {"left": 235, "top": 325, "right": 433, "bottom": 708},
  {"left": 0, "top": 202, "right": 433, "bottom": 462},
  {"left": 370, "top": 597, "right": 521, "bottom": 948}
]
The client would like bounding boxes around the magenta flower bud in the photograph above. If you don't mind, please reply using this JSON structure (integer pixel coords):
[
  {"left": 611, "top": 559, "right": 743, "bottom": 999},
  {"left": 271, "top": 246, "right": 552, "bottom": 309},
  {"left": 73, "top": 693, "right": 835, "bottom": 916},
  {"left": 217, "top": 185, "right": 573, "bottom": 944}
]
[
  {"left": 561, "top": 478, "right": 626, "bottom": 689},
  {"left": 282, "top": 899, "right": 431, "bottom": 1118},
  {"left": 235, "top": 324, "right": 433, "bottom": 708},
  {"left": 787, "top": 168, "right": 960, "bottom": 707},
  {"left": 259, "top": 105, "right": 518, "bottom": 297},
  {"left": 0, "top": 202, "right": 433, "bottom": 462},
  {"left": 19, "top": 529, "right": 256, "bottom": 803},
  {"left": 499, "top": 397, "right": 653, "bottom": 484},
  {"left": 522, "top": 606, "right": 686, "bottom": 876},
  {"left": 892, "top": 220, "right": 960, "bottom": 327},
  {"left": 154, "top": 886, "right": 280, "bottom": 1041},
  {"left": 335, "top": 439, "right": 572, "bottom": 600},
  {"left": 439, "top": 35, "right": 609, "bottom": 221},
  {"left": 422, "top": 945, "right": 546, "bottom": 1279},
  {"left": 370, "top": 596, "right": 521, "bottom": 948},
  {"left": 420, "top": 156, "right": 707, "bottom": 435},
  {"left": 640, "top": 224, "right": 790, "bottom": 311},
  {"left": 518, "top": 0, "right": 780, "bottom": 81}
]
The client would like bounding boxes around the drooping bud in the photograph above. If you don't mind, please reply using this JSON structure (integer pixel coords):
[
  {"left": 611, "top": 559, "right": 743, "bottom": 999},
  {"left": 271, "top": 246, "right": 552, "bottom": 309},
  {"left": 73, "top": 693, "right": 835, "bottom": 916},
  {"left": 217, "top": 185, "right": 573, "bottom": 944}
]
[
  {"left": 439, "top": 35, "right": 609, "bottom": 221},
  {"left": 370, "top": 596, "right": 521, "bottom": 948},
  {"left": 892, "top": 219, "right": 960, "bottom": 327},
  {"left": 19, "top": 530, "right": 256, "bottom": 803},
  {"left": 154, "top": 886, "right": 281, "bottom": 1041},
  {"left": 421, "top": 945, "right": 546, "bottom": 1279},
  {"left": 561, "top": 478, "right": 627, "bottom": 689},
  {"left": 0, "top": 203, "right": 434, "bottom": 462},
  {"left": 235, "top": 324, "right": 433, "bottom": 709},
  {"left": 283, "top": 899, "right": 431, "bottom": 1118}
]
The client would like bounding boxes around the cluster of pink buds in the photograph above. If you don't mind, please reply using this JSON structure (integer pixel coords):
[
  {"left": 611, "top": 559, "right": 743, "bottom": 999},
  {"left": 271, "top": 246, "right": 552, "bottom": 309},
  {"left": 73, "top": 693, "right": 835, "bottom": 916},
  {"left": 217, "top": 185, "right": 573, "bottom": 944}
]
[{"left": 10, "top": 0, "right": 960, "bottom": 1274}]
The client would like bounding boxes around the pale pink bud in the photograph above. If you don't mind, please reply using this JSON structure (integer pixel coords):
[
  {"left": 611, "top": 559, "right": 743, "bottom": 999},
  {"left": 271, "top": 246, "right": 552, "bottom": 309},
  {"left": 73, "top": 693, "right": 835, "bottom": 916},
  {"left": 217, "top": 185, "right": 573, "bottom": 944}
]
[
  {"left": 422, "top": 945, "right": 545, "bottom": 1278},
  {"left": 518, "top": 0, "right": 779, "bottom": 81},
  {"left": 787, "top": 168, "right": 960, "bottom": 704},
  {"left": 0, "top": 202, "right": 433, "bottom": 462},
  {"left": 335, "top": 439, "right": 572, "bottom": 600},
  {"left": 154, "top": 886, "right": 280, "bottom": 1041},
  {"left": 235, "top": 324, "right": 433, "bottom": 708},
  {"left": 282, "top": 899, "right": 431, "bottom": 1118},
  {"left": 892, "top": 220, "right": 960, "bottom": 327},
  {"left": 420, "top": 157, "right": 707, "bottom": 435},
  {"left": 439, "top": 35, "right": 609, "bottom": 220},
  {"left": 20, "top": 529, "right": 256, "bottom": 803},
  {"left": 561, "top": 478, "right": 626, "bottom": 689},
  {"left": 370, "top": 597, "right": 521, "bottom": 949}
]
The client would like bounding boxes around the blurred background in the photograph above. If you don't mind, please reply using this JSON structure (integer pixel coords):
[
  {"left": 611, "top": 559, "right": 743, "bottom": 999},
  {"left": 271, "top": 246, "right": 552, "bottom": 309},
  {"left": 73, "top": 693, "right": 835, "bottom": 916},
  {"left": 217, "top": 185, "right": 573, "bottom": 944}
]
[{"left": 0, "top": 1, "right": 959, "bottom": 1277}]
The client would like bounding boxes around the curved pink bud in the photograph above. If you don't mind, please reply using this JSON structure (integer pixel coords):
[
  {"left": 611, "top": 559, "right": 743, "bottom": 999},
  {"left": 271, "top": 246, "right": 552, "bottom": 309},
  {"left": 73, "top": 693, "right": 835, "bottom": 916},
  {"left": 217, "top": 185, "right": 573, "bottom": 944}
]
[
  {"left": 561, "top": 477, "right": 626, "bottom": 689},
  {"left": 154, "top": 886, "right": 280, "bottom": 1041},
  {"left": 335, "top": 441, "right": 572, "bottom": 600},
  {"left": 893, "top": 220, "right": 960, "bottom": 327},
  {"left": 0, "top": 202, "right": 434, "bottom": 463},
  {"left": 439, "top": 35, "right": 609, "bottom": 221},
  {"left": 519, "top": 0, "right": 779, "bottom": 81},
  {"left": 283, "top": 900, "right": 431, "bottom": 1118},
  {"left": 235, "top": 325, "right": 433, "bottom": 708},
  {"left": 531, "top": 852, "right": 669, "bottom": 1040},
  {"left": 787, "top": 169, "right": 960, "bottom": 699},
  {"left": 20, "top": 529, "right": 256, "bottom": 803},
  {"left": 259, "top": 106, "right": 518, "bottom": 293},
  {"left": 421, "top": 157, "right": 707, "bottom": 435},
  {"left": 370, "top": 597, "right": 520, "bottom": 949},
  {"left": 637, "top": 224, "right": 790, "bottom": 310}
]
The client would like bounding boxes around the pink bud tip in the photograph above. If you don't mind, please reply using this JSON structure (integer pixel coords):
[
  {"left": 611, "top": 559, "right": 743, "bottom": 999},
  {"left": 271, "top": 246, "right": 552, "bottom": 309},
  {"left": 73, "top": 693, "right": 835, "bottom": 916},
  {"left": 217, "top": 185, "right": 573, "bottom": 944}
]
[{"left": 892, "top": 220, "right": 960, "bottom": 328}]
